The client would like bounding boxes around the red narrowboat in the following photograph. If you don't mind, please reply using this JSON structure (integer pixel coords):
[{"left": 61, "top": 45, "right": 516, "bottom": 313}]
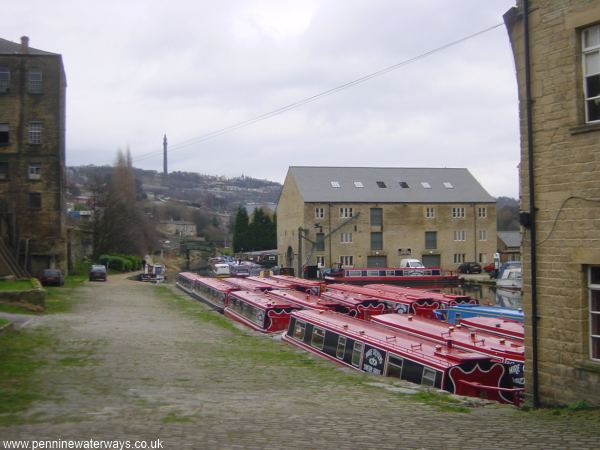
[
  {"left": 176, "top": 273, "right": 236, "bottom": 311},
  {"left": 284, "top": 310, "right": 522, "bottom": 405},
  {"left": 224, "top": 290, "right": 301, "bottom": 333},
  {"left": 456, "top": 316, "right": 525, "bottom": 341},
  {"left": 320, "top": 287, "right": 391, "bottom": 320},
  {"left": 326, "top": 283, "right": 438, "bottom": 317},
  {"left": 267, "top": 289, "right": 338, "bottom": 311},
  {"left": 246, "top": 276, "right": 297, "bottom": 291},
  {"left": 268, "top": 275, "right": 324, "bottom": 295},
  {"left": 323, "top": 266, "right": 458, "bottom": 286},
  {"left": 222, "top": 277, "right": 274, "bottom": 292},
  {"left": 371, "top": 313, "right": 525, "bottom": 389}
]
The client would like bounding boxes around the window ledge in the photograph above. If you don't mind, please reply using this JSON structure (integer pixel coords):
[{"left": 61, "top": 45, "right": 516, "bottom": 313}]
[
  {"left": 570, "top": 122, "right": 600, "bottom": 135},
  {"left": 574, "top": 360, "right": 600, "bottom": 373}
]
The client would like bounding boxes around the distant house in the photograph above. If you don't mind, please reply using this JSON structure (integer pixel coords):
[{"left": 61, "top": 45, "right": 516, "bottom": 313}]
[
  {"left": 0, "top": 36, "right": 67, "bottom": 276},
  {"left": 277, "top": 166, "right": 497, "bottom": 274},
  {"left": 497, "top": 231, "right": 521, "bottom": 262},
  {"left": 505, "top": 0, "right": 600, "bottom": 406},
  {"left": 157, "top": 220, "right": 196, "bottom": 237}
]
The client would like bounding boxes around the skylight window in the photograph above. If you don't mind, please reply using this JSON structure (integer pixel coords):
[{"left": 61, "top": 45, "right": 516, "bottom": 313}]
[
  {"left": 376, "top": 181, "right": 387, "bottom": 188},
  {"left": 330, "top": 181, "right": 341, "bottom": 188},
  {"left": 353, "top": 181, "right": 364, "bottom": 188},
  {"left": 443, "top": 182, "right": 454, "bottom": 189},
  {"left": 421, "top": 182, "right": 432, "bottom": 189},
  {"left": 399, "top": 181, "right": 409, "bottom": 188}
]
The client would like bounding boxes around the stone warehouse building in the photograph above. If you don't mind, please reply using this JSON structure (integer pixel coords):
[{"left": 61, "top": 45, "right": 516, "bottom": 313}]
[
  {"left": 505, "top": 0, "right": 600, "bottom": 405},
  {"left": 277, "top": 166, "right": 497, "bottom": 275},
  {"left": 0, "top": 36, "right": 67, "bottom": 276}
]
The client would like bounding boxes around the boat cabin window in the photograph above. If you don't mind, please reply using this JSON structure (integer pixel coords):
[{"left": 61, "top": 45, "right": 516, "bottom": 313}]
[
  {"left": 351, "top": 341, "right": 363, "bottom": 367},
  {"left": 293, "top": 321, "right": 306, "bottom": 340},
  {"left": 336, "top": 336, "right": 347, "bottom": 359},
  {"left": 387, "top": 355, "right": 404, "bottom": 378},
  {"left": 422, "top": 367, "right": 437, "bottom": 386},
  {"left": 311, "top": 327, "right": 325, "bottom": 350}
]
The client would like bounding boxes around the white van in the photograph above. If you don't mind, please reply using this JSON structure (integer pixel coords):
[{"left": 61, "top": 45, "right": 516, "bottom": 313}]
[{"left": 399, "top": 259, "right": 425, "bottom": 268}]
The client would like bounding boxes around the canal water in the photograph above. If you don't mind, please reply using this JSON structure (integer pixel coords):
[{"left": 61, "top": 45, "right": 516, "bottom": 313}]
[{"left": 436, "top": 284, "right": 522, "bottom": 309}]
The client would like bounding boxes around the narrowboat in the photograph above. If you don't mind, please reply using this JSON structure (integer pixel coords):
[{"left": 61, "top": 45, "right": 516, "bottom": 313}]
[
  {"left": 268, "top": 275, "right": 324, "bottom": 295},
  {"left": 457, "top": 316, "right": 524, "bottom": 341},
  {"left": 320, "top": 287, "right": 391, "bottom": 320},
  {"left": 224, "top": 290, "right": 301, "bottom": 333},
  {"left": 326, "top": 283, "right": 446, "bottom": 318},
  {"left": 267, "top": 289, "right": 339, "bottom": 311},
  {"left": 284, "top": 310, "right": 522, "bottom": 405},
  {"left": 175, "top": 273, "right": 235, "bottom": 311},
  {"left": 221, "top": 277, "right": 274, "bottom": 292},
  {"left": 246, "top": 276, "right": 298, "bottom": 291},
  {"left": 437, "top": 304, "right": 524, "bottom": 324},
  {"left": 371, "top": 314, "right": 525, "bottom": 388},
  {"left": 323, "top": 266, "right": 459, "bottom": 286}
]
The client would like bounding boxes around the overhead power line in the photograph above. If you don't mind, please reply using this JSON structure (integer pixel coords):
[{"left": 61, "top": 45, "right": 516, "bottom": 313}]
[{"left": 133, "top": 22, "right": 504, "bottom": 163}]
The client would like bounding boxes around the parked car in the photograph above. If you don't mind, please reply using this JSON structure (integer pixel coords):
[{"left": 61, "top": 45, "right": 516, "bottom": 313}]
[
  {"left": 89, "top": 264, "right": 107, "bottom": 281},
  {"left": 39, "top": 268, "right": 64, "bottom": 286},
  {"left": 483, "top": 263, "right": 496, "bottom": 273},
  {"left": 457, "top": 262, "right": 482, "bottom": 274}
]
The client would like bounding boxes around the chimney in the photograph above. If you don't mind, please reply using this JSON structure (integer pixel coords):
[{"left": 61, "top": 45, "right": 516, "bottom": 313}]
[{"left": 20, "top": 36, "right": 29, "bottom": 53}]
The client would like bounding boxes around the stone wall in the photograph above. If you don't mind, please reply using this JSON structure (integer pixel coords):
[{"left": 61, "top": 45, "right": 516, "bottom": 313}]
[
  {"left": 0, "top": 278, "right": 46, "bottom": 311},
  {"left": 505, "top": 0, "right": 600, "bottom": 405}
]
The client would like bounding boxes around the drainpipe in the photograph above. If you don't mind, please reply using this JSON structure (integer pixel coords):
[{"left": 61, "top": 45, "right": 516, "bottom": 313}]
[{"left": 523, "top": 0, "right": 540, "bottom": 408}]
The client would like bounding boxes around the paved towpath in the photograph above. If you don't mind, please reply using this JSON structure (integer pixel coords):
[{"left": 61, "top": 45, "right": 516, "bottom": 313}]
[{"left": 1, "top": 273, "right": 599, "bottom": 449}]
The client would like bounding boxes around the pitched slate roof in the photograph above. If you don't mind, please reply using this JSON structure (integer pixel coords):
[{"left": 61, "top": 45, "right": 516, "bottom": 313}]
[
  {"left": 0, "top": 37, "right": 57, "bottom": 56},
  {"left": 288, "top": 166, "right": 495, "bottom": 203},
  {"left": 498, "top": 231, "right": 521, "bottom": 248}
]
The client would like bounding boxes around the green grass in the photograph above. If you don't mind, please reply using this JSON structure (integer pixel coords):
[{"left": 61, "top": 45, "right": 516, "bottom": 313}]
[
  {"left": 0, "top": 328, "right": 53, "bottom": 423},
  {"left": 0, "top": 317, "right": 10, "bottom": 327},
  {"left": 408, "top": 390, "right": 472, "bottom": 413},
  {"left": 0, "top": 279, "right": 34, "bottom": 290},
  {"left": 161, "top": 411, "right": 197, "bottom": 424}
]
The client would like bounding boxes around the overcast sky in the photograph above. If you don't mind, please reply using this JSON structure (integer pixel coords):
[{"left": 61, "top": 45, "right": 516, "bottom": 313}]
[{"left": 5, "top": 0, "right": 520, "bottom": 198}]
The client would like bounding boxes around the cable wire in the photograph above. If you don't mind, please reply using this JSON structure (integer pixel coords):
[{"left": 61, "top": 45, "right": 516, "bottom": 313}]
[{"left": 133, "top": 22, "right": 505, "bottom": 162}]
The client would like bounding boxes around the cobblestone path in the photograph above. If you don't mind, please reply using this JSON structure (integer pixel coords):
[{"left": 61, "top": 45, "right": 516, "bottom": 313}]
[{"left": 1, "top": 274, "right": 599, "bottom": 449}]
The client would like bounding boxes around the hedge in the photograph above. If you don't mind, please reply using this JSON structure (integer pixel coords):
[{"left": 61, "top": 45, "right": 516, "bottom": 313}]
[{"left": 98, "top": 254, "right": 142, "bottom": 272}]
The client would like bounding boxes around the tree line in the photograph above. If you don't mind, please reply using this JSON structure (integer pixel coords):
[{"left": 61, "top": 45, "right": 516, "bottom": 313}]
[{"left": 232, "top": 207, "right": 276, "bottom": 253}]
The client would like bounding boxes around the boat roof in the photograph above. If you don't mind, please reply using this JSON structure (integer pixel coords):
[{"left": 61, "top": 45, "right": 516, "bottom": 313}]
[
  {"left": 246, "top": 276, "right": 296, "bottom": 289},
  {"left": 178, "top": 273, "right": 234, "bottom": 291},
  {"left": 269, "top": 275, "right": 322, "bottom": 287},
  {"left": 366, "top": 284, "right": 475, "bottom": 304},
  {"left": 292, "top": 310, "right": 493, "bottom": 369},
  {"left": 371, "top": 314, "right": 524, "bottom": 361},
  {"left": 229, "top": 290, "right": 300, "bottom": 309},
  {"left": 447, "top": 304, "right": 524, "bottom": 319},
  {"left": 326, "top": 284, "right": 420, "bottom": 305},
  {"left": 458, "top": 317, "right": 524, "bottom": 340},
  {"left": 287, "top": 166, "right": 495, "bottom": 203},
  {"left": 268, "top": 289, "right": 335, "bottom": 310},
  {"left": 222, "top": 277, "right": 273, "bottom": 291},
  {"left": 321, "top": 288, "right": 387, "bottom": 306}
]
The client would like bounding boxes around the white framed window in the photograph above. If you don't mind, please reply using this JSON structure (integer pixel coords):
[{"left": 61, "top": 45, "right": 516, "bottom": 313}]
[
  {"left": 316, "top": 256, "right": 325, "bottom": 268},
  {"left": 478, "top": 207, "right": 487, "bottom": 218},
  {"left": 443, "top": 182, "right": 454, "bottom": 189},
  {"left": 293, "top": 321, "right": 306, "bottom": 340},
  {"left": 421, "top": 181, "right": 432, "bottom": 189},
  {"left": 353, "top": 181, "right": 364, "bottom": 188},
  {"left": 479, "top": 229, "right": 487, "bottom": 241},
  {"left": 0, "top": 67, "right": 9, "bottom": 93},
  {"left": 28, "top": 162, "right": 41, "bottom": 180},
  {"left": 28, "top": 122, "right": 42, "bottom": 144},
  {"left": 340, "top": 207, "right": 353, "bottom": 218},
  {"left": 453, "top": 230, "right": 466, "bottom": 242},
  {"left": 351, "top": 341, "right": 363, "bottom": 367},
  {"left": 315, "top": 207, "right": 324, "bottom": 219},
  {"left": 583, "top": 25, "right": 600, "bottom": 123},
  {"left": 453, "top": 253, "right": 465, "bottom": 264},
  {"left": 425, "top": 207, "right": 435, "bottom": 218},
  {"left": 336, "top": 336, "right": 347, "bottom": 359},
  {"left": 330, "top": 181, "right": 341, "bottom": 188},
  {"left": 311, "top": 327, "right": 325, "bottom": 350},
  {"left": 340, "top": 255, "right": 354, "bottom": 267},
  {"left": 452, "top": 207, "right": 465, "bottom": 218},
  {"left": 422, "top": 367, "right": 437, "bottom": 386},
  {"left": 28, "top": 68, "right": 42, "bottom": 93},
  {"left": 589, "top": 266, "right": 600, "bottom": 361},
  {"left": 340, "top": 232, "right": 353, "bottom": 244}
]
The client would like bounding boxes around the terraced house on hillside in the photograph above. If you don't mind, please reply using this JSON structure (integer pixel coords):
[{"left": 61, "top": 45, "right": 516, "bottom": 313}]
[
  {"left": 277, "top": 166, "right": 497, "bottom": 275},
  {"left": 0, "top": 36, "right": 67, "bottom": 276},
  {"left": 505, "top": 0, "right": 600, "bottom": 406}
]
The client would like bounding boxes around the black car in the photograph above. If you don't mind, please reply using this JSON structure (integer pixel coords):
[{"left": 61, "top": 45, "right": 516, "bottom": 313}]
[
  {"left": 39, "top": 268, "right": 65, "bottom": 286},
  {"left": 89, "top": 265, "right": 107, "bottom": 281},
  {"left": 457, "top": 262, "right": 482, "bottom": 274}
]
